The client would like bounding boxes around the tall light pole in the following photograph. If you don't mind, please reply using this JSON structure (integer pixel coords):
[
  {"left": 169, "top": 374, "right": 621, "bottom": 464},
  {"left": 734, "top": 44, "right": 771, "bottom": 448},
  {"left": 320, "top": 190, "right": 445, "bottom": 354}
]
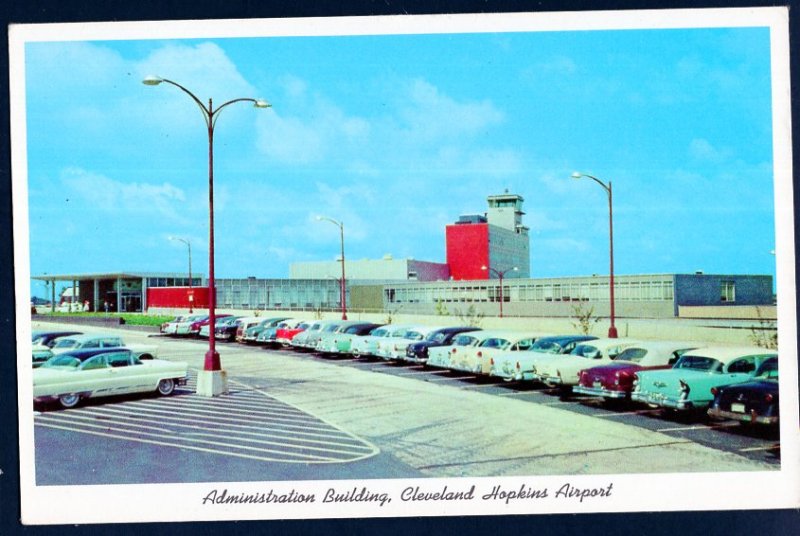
[
  {"left": 481, "top": 265, "right": 518, "bottom": 318},
  {"left": 571, "top": 171, "right": 618, "bottom": 338},
  {"left": 169, "top": 236, "right": 193, "bottom": 313},
  {"left": 144, "top": 75, "right": 270, "bottom": 395},
  {"left": 316, "top": 216, "right": 347, "bottom": 319}
]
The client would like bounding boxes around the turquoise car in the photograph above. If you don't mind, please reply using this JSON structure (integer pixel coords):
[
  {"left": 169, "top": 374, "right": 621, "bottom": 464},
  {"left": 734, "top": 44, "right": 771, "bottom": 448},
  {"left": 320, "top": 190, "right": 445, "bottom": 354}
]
[{"left": 631, "top": 346, "right": 777, "bottom": 411}]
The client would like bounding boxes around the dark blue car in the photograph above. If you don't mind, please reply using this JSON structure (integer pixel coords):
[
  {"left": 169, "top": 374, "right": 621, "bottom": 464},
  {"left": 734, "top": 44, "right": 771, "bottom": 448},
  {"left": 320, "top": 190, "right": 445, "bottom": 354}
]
[
  {"left": 708, "top": 357, "right": 779, "bottom": 425},
  {"left": 401, "top": 326, "right": 483, "bottom": 364}
]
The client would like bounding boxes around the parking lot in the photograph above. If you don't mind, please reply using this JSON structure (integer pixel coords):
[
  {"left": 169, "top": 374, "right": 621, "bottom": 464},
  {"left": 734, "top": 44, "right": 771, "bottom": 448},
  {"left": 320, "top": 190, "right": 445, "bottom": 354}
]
[{"left": 32, "top": 321, "right": 780, "bottom": 485}]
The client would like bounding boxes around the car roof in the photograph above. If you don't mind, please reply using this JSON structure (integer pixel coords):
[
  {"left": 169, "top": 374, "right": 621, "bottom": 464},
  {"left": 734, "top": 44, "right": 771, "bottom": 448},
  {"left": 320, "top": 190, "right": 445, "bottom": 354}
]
[
  {"left": 681, "top": 345, "right": 778, "bottom": 363},
  {"left": 59, "top": 333, "right": 122, "bottom": 342}
]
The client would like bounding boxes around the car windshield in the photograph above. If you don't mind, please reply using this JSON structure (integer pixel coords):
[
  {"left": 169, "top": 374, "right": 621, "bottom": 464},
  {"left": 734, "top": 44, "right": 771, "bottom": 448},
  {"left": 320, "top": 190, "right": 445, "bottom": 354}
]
[
  {"left": 673, "top": 355, "right": 723, "bottom": 372},
  {"left": 570, "top": 344, "right": 601, "bottom": 359},
  {"left": 31, "top": 335, "right": 46, "bottom": 345},
  {"left": 453, "top": 334, "right": 478, "bottom": 346},
  {"left": 389, "top": 328, "right": 408, "bottom": 337},
  {"left": 370, "top": 328, "right": 389, "bottom": 337},
  {"left": 404, "top": 330, "right": 425, "bottom": 340},
  {"left": 612, "top": 347, "right": 648, "bottom": 363},
  {"left": 530, "top": 340, "right": 564, "bottom": 354},
  {"left": 428, "top": 332, "right": 447, "bottom": 343},
  {"left": 755, "top": 358, "right": 778, "bottom": 380},
  {"left": 53, "top": 338, "right": 79, "bottom": 349},
  {"left": 345, "top": 326, "right": 362, "bottom": 334},
  {"left": 480, "top": 338, "right": 510, "bottom": 349},
  {"left": 324, "top": 325, "right": 340, "bottom": 332},
  {"left": 41, "top": 355, "right": 81, "bottom": 368}
]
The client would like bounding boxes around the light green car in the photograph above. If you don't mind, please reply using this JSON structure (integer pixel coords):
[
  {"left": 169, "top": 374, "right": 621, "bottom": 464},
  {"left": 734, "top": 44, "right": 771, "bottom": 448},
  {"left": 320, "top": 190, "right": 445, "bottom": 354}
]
[{"left": 631, "top": 346, "right": 777, "bottom": 411}]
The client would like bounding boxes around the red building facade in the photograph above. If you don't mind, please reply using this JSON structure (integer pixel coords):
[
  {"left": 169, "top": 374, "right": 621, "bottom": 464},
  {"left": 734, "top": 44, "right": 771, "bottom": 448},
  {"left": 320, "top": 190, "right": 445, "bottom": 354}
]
[
  {"left": 445, "top": 223, "right": 490, "bottom": 280},
  {"left": 146, "top": 286, "right": 210, "bottom": 309}
]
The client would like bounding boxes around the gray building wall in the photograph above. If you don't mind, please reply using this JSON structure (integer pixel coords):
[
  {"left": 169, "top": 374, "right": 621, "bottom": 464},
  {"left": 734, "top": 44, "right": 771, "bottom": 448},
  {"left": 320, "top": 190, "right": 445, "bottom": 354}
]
[
  {"left": 487, "top": 225, "right": 530, "bottom": 278},
  {"left": 674, "top": 274, "right": 774, "bottom": 315},
  {"left": 290, "top": 258, "right": 449, "bottom": 281}
]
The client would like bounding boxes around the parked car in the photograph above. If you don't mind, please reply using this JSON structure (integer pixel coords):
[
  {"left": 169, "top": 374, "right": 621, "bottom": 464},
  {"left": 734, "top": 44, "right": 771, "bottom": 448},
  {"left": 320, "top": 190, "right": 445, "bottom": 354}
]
[
  {"left": 573, "top": 341, "right": 698, "bottom": 399},
  {"left": 50, "top": 334, "right": 159, "bottom": 360},
  {"left": 260, "top": 319, "right": 306, "bottom": 346},
  {"left": 33, "top": 348, "right": 188, "bottom": 409},
  {"left": 293, "top": 320, "right": 349, "bottom": 350},
  {"left": 535, "top": 338, "right": 643, "bottom": 391},
  {"left": 349, "top": 324, "right": 415, "bottom": 358},
  {"left": 162, "top": 314, "right": 208, "bottom": 336},
  {"left": 200, "top": 316, "right": 246, "bottom": 341},
  {"left": 32, "top": 330, "right": 83, "bottom": 348},
  {"left": 316, "top": 323, "right": 382, "bottom": 355},
  {"left": 238, "top": 317, "right": 290, "bottom": 343},
  {"left": 31, "top": 330, "right": 84, "bottom": 367},
  {"left": 449, "top": 330, "right": 550, "bottom": 375},
  {"left": 374, "top": 325, "right": 446, "bottom": 361},
  {"left": 488, "top": 334, "right": 599, "bottom": 381},
  {"left": 401, "top": 326, "right": 483, "bottom": 364},
  {"left": 199, "top": 315, "right": 240, "bottom": 338},
  {"left": 160, "top": 316, "right": 187, "bottom": 334},
  {"left": 314, "top": 321, "right": 374, "bottom": 354},
  {"left": 426, "top": 331, "right": 487, "bottom": 369},
  {"left": 275, "top": 320, "right": 312, "bottom": 346},
  {"left": 708, "top": 357, "right": 779, "bottom": 425},
  {"left": 631, "top": 346, "right": 778, "bottom": 412}
]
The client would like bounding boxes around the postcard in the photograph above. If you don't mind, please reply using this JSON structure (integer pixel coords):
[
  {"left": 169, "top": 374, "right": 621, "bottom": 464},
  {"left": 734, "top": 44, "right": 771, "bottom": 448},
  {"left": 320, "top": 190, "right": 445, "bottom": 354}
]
[{"left": 10, "top": 7, "right": 798, "bottom": 525}]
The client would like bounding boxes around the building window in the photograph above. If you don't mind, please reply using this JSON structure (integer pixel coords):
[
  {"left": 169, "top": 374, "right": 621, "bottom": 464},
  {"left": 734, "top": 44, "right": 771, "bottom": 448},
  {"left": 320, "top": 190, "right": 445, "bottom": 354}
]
[{"left": 721, "top": 280, "right": 736, "bottom": 302}]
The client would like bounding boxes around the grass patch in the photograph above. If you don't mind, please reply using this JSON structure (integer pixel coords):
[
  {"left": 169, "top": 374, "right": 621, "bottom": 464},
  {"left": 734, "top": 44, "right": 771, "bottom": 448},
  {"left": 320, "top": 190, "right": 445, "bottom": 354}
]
[{"left": 37, "top": 312, "right": 174, "bottom": 326}]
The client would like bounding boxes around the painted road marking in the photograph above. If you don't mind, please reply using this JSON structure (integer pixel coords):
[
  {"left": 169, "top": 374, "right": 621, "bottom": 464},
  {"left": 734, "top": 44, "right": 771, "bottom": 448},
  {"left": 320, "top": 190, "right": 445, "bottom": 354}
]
[
  {"left": 656, "top": 423, "right": 742, "bottom": 432},
  {"left": 34, "top": 378, "right": 378, "bottom": 464}
]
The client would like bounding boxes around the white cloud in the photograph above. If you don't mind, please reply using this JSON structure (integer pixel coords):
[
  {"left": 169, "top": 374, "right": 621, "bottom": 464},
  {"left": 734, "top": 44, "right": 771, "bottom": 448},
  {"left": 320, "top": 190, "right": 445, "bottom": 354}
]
[
  {"left": 689, "top": 138, "right": 731, "bottom": 163},
  {"left": 60, "top": 167, "right": 188, "bottom": 221}
]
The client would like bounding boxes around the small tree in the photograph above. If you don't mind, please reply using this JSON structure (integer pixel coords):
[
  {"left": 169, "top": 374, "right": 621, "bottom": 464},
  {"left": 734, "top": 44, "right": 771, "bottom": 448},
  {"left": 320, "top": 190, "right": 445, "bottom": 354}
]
[
  {"left": 570, "top": 302, "right": 601, "bottom": 335},
  {"left": 384, "top": 305, "right": 402, "bottom": 325},
  {"left": 452, "top": 305, "right": 485, "bottom": 328},
  {"left": 749, "top": 306, "right": 778, "bottom": 349},
  {"left": 434, "top": 299, "right": 450, "bottom": 316},
  {"left": 313, "top": 306, "right": 324, "bottom": 320}
]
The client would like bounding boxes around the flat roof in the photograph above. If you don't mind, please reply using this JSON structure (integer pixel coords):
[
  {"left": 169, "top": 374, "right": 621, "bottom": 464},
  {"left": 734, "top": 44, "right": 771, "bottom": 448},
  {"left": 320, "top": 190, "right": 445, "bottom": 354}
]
[{"left": 32, "top": 272, "right": 198, "bottom": 282}]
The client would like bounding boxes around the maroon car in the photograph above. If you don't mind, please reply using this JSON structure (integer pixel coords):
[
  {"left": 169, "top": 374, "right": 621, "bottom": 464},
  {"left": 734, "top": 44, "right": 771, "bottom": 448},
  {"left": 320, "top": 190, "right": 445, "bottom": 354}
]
[
  {"left": 574, "top": 341, "right": 697, "bottom": 400},
  {"left": 190, "top": 314, "right": 231, "bottom": 336}
]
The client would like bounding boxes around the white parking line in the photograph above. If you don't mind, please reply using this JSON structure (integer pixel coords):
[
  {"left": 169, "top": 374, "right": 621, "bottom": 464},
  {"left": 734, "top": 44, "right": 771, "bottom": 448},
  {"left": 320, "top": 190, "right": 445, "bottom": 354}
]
[
  {"left": 425, "top": 375, "right": 476, "bottom": 382},
  {"left": 739, "top": 444, "right": 779, "bottom": 453},
  {"left": 592, "top": 409, "right": 665, "bottom": 418},
  {"left": 656, "top": 423, "right": 741, "bottom": 432}
]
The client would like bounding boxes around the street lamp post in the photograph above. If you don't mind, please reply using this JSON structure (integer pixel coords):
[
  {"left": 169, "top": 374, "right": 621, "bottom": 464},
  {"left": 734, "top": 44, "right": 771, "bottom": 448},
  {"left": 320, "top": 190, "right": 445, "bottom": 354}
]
[
  {"left": 169, "top": 236, "right": 193, "bottom": 313},
  {"left": 571, "top": 172, "right": 618, "bottom": 338},
  {"left": 144, "top": 75, "right": 270, "bottom": 395},
  {"left": 481, "top": 265, "right": 518, "bottom": 318},
  {"left": 316, "top": 216, "right": 347, "bottom": 320}
]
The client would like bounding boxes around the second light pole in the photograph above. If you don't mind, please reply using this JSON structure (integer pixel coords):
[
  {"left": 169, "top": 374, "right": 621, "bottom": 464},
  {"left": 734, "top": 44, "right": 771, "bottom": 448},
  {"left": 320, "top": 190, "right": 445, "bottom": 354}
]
[
  {"left": 169, "top": 236, "right": 193, "bottom": 313},
  {"left": 481, "top": 265, "right": 518, "bottom": 318},
  {"left": 316, "top": 216, "right": 347, "bottom": 320},
  {"left": 571, "top": 171, "right": 618, "bottom": 338}
]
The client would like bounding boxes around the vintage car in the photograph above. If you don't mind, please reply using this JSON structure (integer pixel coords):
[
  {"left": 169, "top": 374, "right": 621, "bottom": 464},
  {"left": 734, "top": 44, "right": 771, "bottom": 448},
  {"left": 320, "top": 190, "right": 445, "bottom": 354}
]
[
  {"left": 374, "top": 325, "right": 446, "bottom": 361},
  {"left": 316, "top": 323, "right": 382, "bottom": 355},
  {"left": 275, "top": 320, "right": 312, "bottom": 346},
  {"left": 160, "top": 316, "right": 187, "bottom": 334},
  {"left": 33, "top": 348, "right": 188, "bottom": 409},
  {"left": 238, "top": 317, "right": 291, "bottom": 343},
  {"left": 32, "top": 330, "right": 84, "bottom": 367},
  {"left": 449, "top": 330, "right": 551, "bottom": 375},
  {"left": 349, "top": 324, "right": 415, "bottom": 358},
  {"left": 631, "top": 346, "right": 778, "bottom": 412},
  {"left": 262, "top": 319, "right": 307, "bottom": 346},
  {"left": 50, "top": 333, "right": 159, "bottom": 360},
  {"left": 535, "top": 338, "right": 643, "bottom": 390},
  {"left": 199, "top": 315, "right": 241, "bottom": 338},
  {"left": 488, "top": 334, "right": 599, "bottom": 381},
  {"left": 708, "top": 357, "right": 779, "bottom": 425},
  {"left": 425, "top": 331, "right": 487, "bottom": 369},
  {"left": 574, "top": 341, "right": 698, "bottom": 399},
  {"left": 401, "top": 326, "right": 483, "bottom": 364},
  {"left": 294, "top": 320, "right": 351, "bottom": 350},
  {"left": 161, "top": 314, "right": 208, "bottom": 336},
  {"left": 207, "top": 316, "right": 248, "bottom": 341},
  {"left": 314, "top": 321, "right": 373, "bottom": 354},
  {"left": 32, "top": 330, "right": 83, "bottom": 348}
]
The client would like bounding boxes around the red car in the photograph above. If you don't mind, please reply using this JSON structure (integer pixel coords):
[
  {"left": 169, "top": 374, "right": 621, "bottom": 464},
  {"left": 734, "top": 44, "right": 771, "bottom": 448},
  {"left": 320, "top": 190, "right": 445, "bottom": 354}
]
[
  {"left": 275, "top": 320, "right": 310, "bottom": 346},
  {"left": 574, "top": 341, "right": 697, "bottom": 400}
]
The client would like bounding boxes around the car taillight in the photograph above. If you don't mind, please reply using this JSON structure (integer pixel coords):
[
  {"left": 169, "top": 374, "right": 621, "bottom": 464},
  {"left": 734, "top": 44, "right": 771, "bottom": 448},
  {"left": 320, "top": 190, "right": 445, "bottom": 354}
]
[
  {"left": 765, "top": 393, "right": 774, "bottom": 402},
  {"left": 710, "top": 387, "right": 718, "bottom": 396},
  {"left": 452, "top": 348, "right": 457, "bottom": 354},
  {"left": 516, "top": 362, "right": 521, "bottom": 370},
  {"left": 490, "top": 358, "right": 494, "bottom": 366},
  {"left": 477, "top": 351, "right": 482, "bottom": 358}
]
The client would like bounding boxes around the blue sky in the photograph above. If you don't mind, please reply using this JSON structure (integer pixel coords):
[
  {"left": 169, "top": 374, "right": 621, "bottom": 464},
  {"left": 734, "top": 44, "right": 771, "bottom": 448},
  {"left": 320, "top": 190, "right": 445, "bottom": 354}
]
[{"left": 24, "top": 25, "right": 776, "bottom": 297}]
